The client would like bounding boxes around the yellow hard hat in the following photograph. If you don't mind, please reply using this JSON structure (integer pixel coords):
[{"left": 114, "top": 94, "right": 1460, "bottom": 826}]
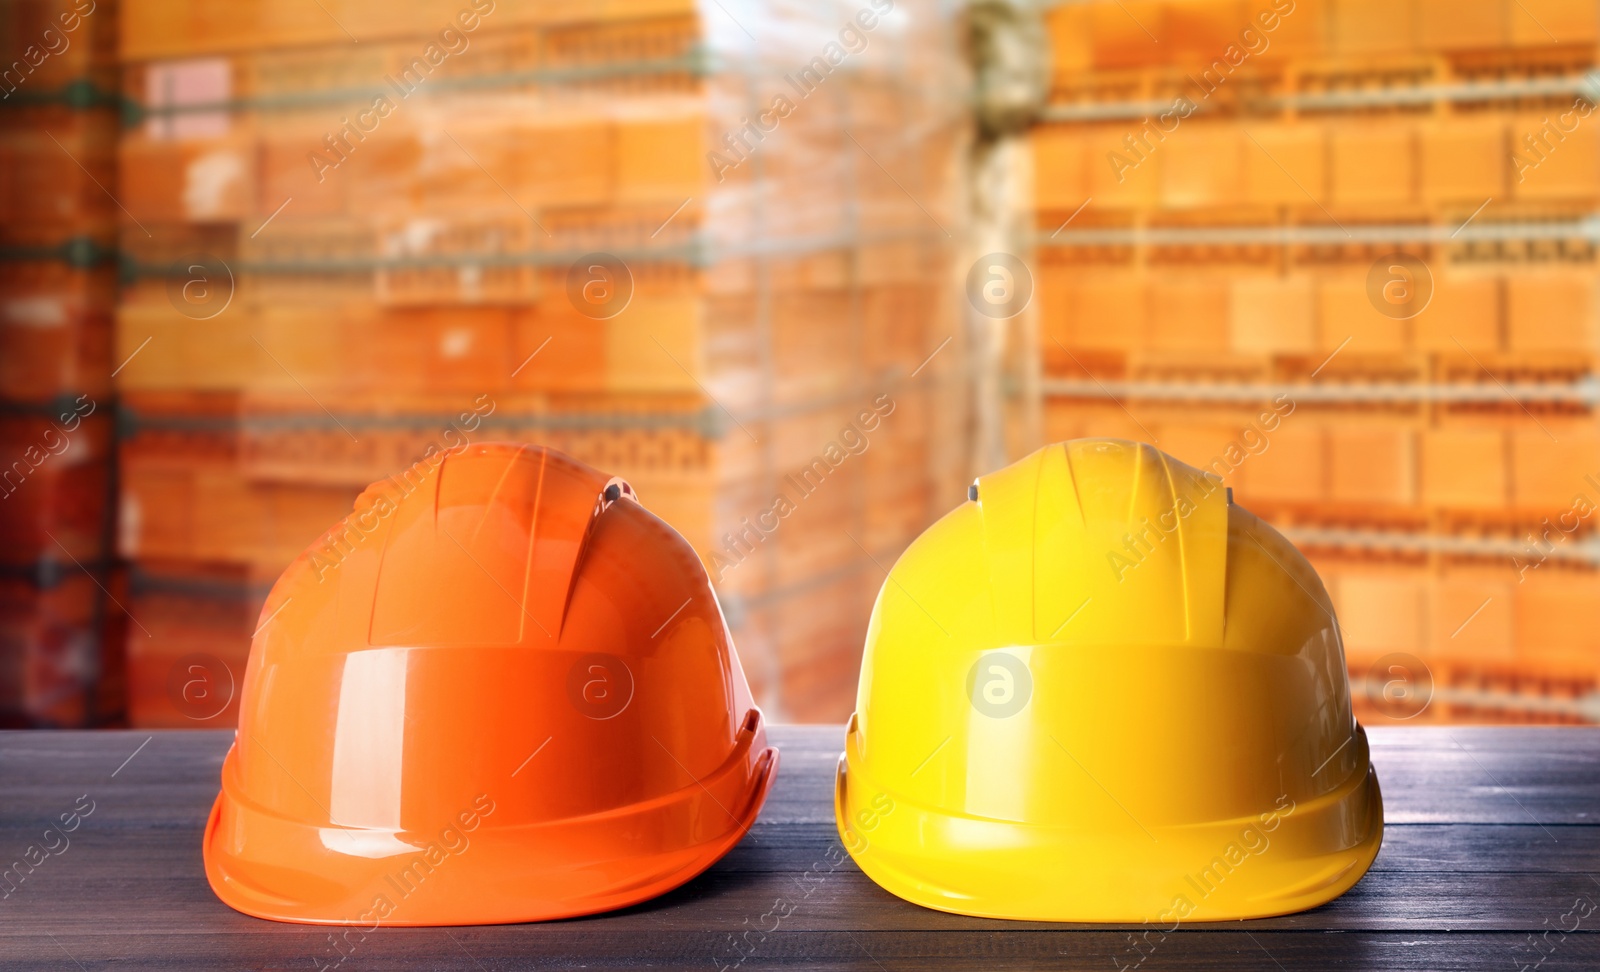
[{"left": 835, "top": 438, "right": 1382, "bottom": 922}]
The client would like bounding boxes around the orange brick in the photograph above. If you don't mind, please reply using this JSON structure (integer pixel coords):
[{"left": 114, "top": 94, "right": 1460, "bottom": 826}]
[
  {"left": 255, "top": 304, "right": 347, "bottom": 390},
  {"left": 1037, "top": 265, "right": 1075, "bottom": 353},
  {"left": 1417, "top": 0, "right": 1507, "bottom": 47},
  {"left": 604, "top": 293, "right": 700, "bottom": 393},
  {"left": 1419, "top": 118, "right": 1505, "bottom": 205},
  {"left": 1506, "top": 272, "right": 1595, "bottom": 353},
  {"left": 1330, "top": 122, "right": 1415, "bottom": 206},
  {"left": 1510, "top": 111, "right": 1599, "bottom": 200},
  {"left": 126, "top": 584, "right": 255, "bottom": 729},
  {"left": 1242, "top": 123, "right": 1325, "bottom": 206},
  {"left": 1420, "top": 427, "right": 1506, "bottom": 509},
  {"left": 1429, "top": 570, "right": 1513, "bottom": 660},
  {"left": 1414, "top": 274, "right": 1499, "bottom": 352},
  {"left": 0, "top": 416, "right": 113, "bottom": 565},
  {"left": 1069, "top": 275, "right": 1146, "bottom": 352},
  {"left": 0, "top": 574, "right": 110, "bottom": 726},
  {"left": 1510, "top": 427, "right": 1600, "bottom": 510},
  {"left": 412, "top": 127, "right": 517, "bottom": 212},
  {"left": 344, "top": 132, "right": 422, "bottom": 215},
  {"left": 512, "top": 306, "right": 607, "bottom": 392},
  {"left": 1335, "top": 568, "right": 1427, "bottom": 660},
  {"left": 1514, "top": 570, "right": 1600, "bottom": 672},
  {"left": 1217, "top": 402, "right": 1302, "bottom": 497},
  {"left": 116, "top": 302, "right": 260, "bottom": 392},
  {"left": 1317, "top": 274, "right": 1407, "bottom": 352},
  {"left": 119, "top": 460, "right": 356, "bottom": 568},
  {"left": 1090, "top": 1, "right": 1166, "bottom": 69},
  {"left": 1161, "top": 0, "right": 1248, "bottom": 66},
  {"left": 1033, "top": 127, "right": 1087, "bottom": 211},
  {"left": 119, "top": 135, "right": 253, "bottom": 222},
  {"left": 512, "top": 120, "right": 611, "bottom": 207},
  {"left": 381, "top": 306, "right": 513, "bottom": 395},
  {"left": 2, "top": 124, "right": 116, "bottom": 224},
  {"left": 1045, "top": 4, "right": 1094, "bottom": 77},
  {"left": 1146, "top": 277, "right": 1229, "bottom": 350},
  {"left": 259, "top": 132, "right": 347, "bottom": 218},
  {"left": 615, "top": 113, "right": 701, "bottom": 204},
  {"left": 1230, "top": 277, "right": 1314, "bottom": 353},
  {"left": 1160, "top": 125, "right": 1242, "bottom": 208},
  {"left": 1332, "top": 0, "right": 1417, "bottom": 55},
  {"left": 0, "top": 291, "right": 112, "bottom": 402},
  {"left": 1240, "top": 417, "right": 1323, "bottom": 504},
  {"left": 1086, "top": 126, "right": 1161, "bottom": 209},
  {"left": 1510, "top": 0, "right": 1598, "bottom": 45},
  {"left": 1328, "top": 423, "right": 1415, "bottom": 506},
  {"left": 1156, "top": 420, "right": 1238, "bottom": 477},
  {"left": 1043, "top": 399, "right": 1151, "bottom": 444},
  {"left": 1263, "top": 0, "right": 1325, "bottom": 59}
]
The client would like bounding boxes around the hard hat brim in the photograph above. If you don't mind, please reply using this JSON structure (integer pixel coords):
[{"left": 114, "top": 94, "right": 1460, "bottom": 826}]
[
  {"left": 204, "top": 742, "right": 778, "bottom": 926},
  {"left": 836, "top": 723, "right": 1382, "bottom": 923}
]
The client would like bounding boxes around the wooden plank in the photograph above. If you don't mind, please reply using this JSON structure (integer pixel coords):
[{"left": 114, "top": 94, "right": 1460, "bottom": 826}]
[
  {"left": 0, "top": 726, "right": 1596, "bottom": 970},
  {"left": 763, "top": 726, "right": 1600, "bottom": 825},
  {"left": 2, "top": 822, "right": 1595, "bottom": 933},
  {"left": 732, "top": 822, "right": 1600, "bottom": 879},
  {"left": 2, "top": 929, "right": 1598, "bottom": 972}
]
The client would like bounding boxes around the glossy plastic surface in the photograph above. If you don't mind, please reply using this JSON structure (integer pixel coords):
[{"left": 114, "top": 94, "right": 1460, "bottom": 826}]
[
  {"left": 836, "top": 438, "right": 1382, "bottom": 922},
  {"left": 204, "top": 443, "right": 777, "bottom": 925}
]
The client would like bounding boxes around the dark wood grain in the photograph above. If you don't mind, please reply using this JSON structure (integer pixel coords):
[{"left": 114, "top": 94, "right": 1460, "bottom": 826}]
[{"left": 1, "top": 726, "right": 1596, "bottom": 970}]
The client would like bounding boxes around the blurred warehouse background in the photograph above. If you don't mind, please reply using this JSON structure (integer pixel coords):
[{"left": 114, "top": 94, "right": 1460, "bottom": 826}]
[{"left": 1, "top": 0, "right": 1597, "bottom": 728}]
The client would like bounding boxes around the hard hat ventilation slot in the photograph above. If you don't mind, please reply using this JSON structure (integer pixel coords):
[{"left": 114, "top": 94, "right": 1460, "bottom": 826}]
[{"left": 596, "top": 476, "right": 640, "bottom": 515}]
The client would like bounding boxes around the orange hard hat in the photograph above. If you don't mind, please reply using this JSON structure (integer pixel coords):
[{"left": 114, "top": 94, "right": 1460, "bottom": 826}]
[{"left": 203, "top": 443, "right": 777, "bottom": 926}]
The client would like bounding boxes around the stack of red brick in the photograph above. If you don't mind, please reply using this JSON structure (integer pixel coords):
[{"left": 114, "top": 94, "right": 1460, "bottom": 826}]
[
  {"left": 1035, "top": 0, "right": 1600, "bottom": 723},
  {"left": 0, "top": 0, "right": 123, "bottom": 726},
  {"left": 112, "top": 0, "right": 970, "bottom": 725}
]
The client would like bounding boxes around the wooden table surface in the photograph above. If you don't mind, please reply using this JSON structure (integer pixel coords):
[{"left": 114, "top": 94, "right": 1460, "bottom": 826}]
[{"left": 1, "top": 726, "right": 1597, "bottom": 970}]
